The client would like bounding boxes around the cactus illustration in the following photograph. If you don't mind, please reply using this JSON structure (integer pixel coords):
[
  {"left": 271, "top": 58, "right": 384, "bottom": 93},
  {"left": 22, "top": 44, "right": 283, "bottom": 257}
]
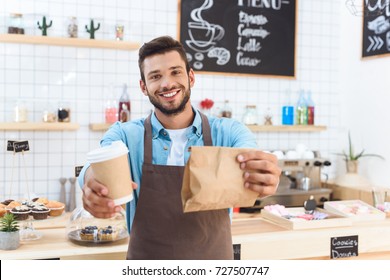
[
  {"left": 37, "top": 16, "right": 52, "bottom": 36},
  {"left": 85, "top": 19, "right": 100, "bottom": 39}
]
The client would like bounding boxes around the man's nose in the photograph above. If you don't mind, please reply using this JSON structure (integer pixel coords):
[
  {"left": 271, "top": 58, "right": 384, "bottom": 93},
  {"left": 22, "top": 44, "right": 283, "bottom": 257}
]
[{"left": 160, "top": 75, "right": 175, "bottom": 89}]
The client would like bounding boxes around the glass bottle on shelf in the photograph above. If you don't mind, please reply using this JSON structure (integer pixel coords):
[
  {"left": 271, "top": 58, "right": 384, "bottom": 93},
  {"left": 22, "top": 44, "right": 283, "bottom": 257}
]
[
  {"left": 295, "top": 90, "right": 307, "bottom": 125},
  {"left": 242, "top": 105, "right": 258, "bottom": 125},
  {"left": 282, "top": 89, "right": 294, "bottom": 125},
  {"left": 264, "top": 107, "right": 273, "bottom": 125},
  {"left": 220, "top": 100, "right": 232, "bottom": 118},
  {"left": 306, "top": 90, "right": 315, "bottom": 125},
  {"left": 105, "top": 99, "right": 118, "bottom": 124},
  {"left": 118, "top": 84, "right": 131, "bottom": 122},
  {"left": 104, "top": 85, "right": 118, "bottom": 124}
]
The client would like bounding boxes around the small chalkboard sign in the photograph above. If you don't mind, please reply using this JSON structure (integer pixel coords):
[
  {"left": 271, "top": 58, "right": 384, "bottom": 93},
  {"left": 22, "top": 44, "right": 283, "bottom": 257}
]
[
  {"left": 330, "top": 235, "right": 358, "bottom": 259},
  {"left": 362, "top": 1, "right": 390, "bottom": 58},
  {"left": 7, "top": 140, "right": 16, "bottom": 151},
  {"left": 13, "top": 141, "right": 30, "bottom": 153},
  {"left": 233, "top": 243, "right": 241, "bottom": 260},
  {"left": 75, "top": 166, "right": 84, "bottom": 177},
  {"left": 178, "top": 0, "right": 296, "bottom": 77}
]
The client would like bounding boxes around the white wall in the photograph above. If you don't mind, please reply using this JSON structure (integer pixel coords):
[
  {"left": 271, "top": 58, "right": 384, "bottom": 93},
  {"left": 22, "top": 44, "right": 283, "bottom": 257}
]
[
  {"left": 1, "top": 0, "right": 371, "bottom": 203},
  {"left": 339, "top": 2, "right": 390, "bottom": 187}
]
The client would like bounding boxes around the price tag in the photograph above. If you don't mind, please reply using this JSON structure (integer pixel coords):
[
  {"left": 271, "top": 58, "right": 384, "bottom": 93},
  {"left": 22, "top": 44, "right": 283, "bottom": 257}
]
[
  {"left": 7, "top": 140, "right": 16, "bottom": 151},
  {"left": 13, "top": 141, "right": 30, "bottom": 153},
  {"left": 330, "top": 235, "right": 358, "bottom": 259},
  {"left": 233, "top": 244, "right": 241, "bottom": 260}
]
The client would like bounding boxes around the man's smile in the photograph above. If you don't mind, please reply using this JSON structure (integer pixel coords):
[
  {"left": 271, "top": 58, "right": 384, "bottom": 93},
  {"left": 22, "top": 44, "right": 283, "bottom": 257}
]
[{"left": 159, "top": 89, "right": 180, "bottom": 99}]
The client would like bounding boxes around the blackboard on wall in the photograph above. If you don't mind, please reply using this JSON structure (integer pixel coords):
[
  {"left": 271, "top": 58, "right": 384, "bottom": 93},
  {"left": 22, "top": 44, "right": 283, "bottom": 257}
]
[
  {"left": 362, "top": 1, "right": 390, "bottom": 58},
  {"left": 178, "top": 0, "right": 297, "bottom": 78}
]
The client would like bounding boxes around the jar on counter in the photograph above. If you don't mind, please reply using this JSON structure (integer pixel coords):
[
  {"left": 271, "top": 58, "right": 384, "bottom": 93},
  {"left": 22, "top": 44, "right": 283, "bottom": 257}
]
[
  {"left": 8, "top": 13, "right": 25, "bottom": 34},
  {"left": 220, "top": 100, "right": 232, "bottom": 118},
  {"left": 242, "top": 105, "right": 258, "bottom": 125}
]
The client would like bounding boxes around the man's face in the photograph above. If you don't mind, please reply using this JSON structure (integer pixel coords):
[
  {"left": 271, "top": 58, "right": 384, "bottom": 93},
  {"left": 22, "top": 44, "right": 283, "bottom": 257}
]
[{"left": 140, "top": 51, "right": 194, "bottom": 116}]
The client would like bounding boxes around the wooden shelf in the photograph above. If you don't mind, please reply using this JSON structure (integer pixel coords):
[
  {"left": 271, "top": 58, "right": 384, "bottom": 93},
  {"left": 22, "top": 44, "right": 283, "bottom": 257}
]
[
  {"left": 0, "top": 34, "right": 140, "bottom": 50},
  {"left": 0, "top": 122, "right": 80, "bottom": 131},
  {"left": 247, "top": 125, "right": 327, "bottom": 132},
  {"left": 89, "top": 123, "right": 112, "bottom": 131}
]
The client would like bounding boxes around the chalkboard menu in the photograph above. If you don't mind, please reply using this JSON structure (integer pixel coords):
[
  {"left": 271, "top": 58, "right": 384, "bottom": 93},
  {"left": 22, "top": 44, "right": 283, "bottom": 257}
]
[
  {"left": 178, "top": 0, "right": 296, "bottom": 77},
  {"left": 362, "top": 1, "right": 390, "bottom": 58}
]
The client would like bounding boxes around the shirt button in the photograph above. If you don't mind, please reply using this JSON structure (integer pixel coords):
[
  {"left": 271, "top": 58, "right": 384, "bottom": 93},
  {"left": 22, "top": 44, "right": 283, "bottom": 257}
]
[
  {"left": 163, "top": 146, "right": 168, "bottom": 150},
  {"left": 163, "top": 132, "right": 167, "bottom": 136}
]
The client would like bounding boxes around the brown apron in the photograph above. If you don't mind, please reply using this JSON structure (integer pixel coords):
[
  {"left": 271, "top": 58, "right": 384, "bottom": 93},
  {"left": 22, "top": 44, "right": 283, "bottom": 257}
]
[{"left": 127, "top": 113, "right": 233, "bottom": 260}]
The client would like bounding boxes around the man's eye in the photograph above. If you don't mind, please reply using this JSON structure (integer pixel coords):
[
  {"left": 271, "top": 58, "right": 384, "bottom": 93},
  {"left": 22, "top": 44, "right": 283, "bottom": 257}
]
[{"left": 150, "top": 75, "right": 160, "bottom": 80}]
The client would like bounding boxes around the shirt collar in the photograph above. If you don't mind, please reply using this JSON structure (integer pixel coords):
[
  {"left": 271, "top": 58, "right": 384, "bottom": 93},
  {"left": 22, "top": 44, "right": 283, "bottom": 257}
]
[{"left": 150, "top": 107, "right": 203, "bottom": 139}]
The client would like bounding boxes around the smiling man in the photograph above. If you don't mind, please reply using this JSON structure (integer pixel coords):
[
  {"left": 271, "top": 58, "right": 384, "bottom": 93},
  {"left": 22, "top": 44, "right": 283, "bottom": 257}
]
[{"left": 79, "top": 36, "right": 281, "bottom": 260}]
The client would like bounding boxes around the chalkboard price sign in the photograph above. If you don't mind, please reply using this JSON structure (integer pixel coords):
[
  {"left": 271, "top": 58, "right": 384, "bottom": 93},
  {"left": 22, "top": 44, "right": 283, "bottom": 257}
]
[
  {"left": 178, "top": 0, "right": 296, "bottom": 77},
  {"left": 13, "top": 141, "right": 30, "bottom": 153},
  {"left": 362, "top": 1, "right": 390, "bottom": 58},
  {"left": 330, "top": 235, "right": 358, "bottom": 259}
]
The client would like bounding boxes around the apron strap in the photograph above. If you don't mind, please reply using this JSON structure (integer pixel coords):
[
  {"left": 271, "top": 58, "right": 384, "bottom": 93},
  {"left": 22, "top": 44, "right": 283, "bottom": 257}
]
[
  {"left": 199, "top": 112, "right": 212, "bottom": 146},
  {"left": 143, "top": 114, "right": 153, "bottom": 164},
  {"left": 143, "top": 110, "right": 212, "bottom": 164}
]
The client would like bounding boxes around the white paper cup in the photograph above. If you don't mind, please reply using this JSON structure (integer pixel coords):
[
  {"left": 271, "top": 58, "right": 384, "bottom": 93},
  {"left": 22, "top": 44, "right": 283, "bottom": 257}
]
[{"left": 87, "top": 141, "right": 133, "bottom": 205}]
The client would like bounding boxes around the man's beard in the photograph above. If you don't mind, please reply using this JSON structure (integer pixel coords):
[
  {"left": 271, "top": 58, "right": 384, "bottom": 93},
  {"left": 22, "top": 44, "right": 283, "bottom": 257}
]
[{"left": 147, "top": 83, "right": 191, "bottom": 116}]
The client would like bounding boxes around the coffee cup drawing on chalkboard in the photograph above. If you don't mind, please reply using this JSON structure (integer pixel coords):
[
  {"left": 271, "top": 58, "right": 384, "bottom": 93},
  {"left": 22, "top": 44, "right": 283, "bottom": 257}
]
[
  {"left": 187, "top": 21, "right": 224, "bottom": 52},
  {"left": 185, "top": 0, "right": 230, "bottom": 69}
]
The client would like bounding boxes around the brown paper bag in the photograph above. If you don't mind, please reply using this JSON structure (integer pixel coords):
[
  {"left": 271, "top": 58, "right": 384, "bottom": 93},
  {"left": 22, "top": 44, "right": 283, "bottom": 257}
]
[{"left": 181, "top": 146, "right": 259, "bottom": 212}]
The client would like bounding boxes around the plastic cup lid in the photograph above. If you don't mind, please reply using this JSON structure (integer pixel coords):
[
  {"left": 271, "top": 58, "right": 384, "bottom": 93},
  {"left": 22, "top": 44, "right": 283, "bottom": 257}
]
[{"left": 87, "top": 141, "right": 128, "bottom": 163}]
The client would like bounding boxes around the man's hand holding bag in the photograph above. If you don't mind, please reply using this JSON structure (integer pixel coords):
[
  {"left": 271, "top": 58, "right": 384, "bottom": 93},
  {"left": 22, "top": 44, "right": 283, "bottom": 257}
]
[{"left": 181, "top": 146, "right": 259, "bottom": 212}]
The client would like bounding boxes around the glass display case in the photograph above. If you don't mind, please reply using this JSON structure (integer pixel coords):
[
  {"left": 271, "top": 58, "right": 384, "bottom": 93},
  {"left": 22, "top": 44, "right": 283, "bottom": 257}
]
[{"left": 66, "top": 207, "right": 128, "bottom": 244}]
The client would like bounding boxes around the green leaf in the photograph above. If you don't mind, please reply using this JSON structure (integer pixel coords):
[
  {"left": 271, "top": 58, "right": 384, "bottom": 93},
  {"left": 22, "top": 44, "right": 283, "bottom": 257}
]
[{"left": 0, "top": 213, "right": 19, "bottom": 232}]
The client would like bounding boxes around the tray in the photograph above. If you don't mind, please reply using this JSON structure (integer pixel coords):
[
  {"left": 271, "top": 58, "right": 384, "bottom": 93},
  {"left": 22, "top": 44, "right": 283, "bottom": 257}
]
[
  {"left": 68, "top": 228, "right": 128, "bottom": 244},
  {"left": 261, "top": 207, "right": 352, "bottom": 230},
  {"left": 324, "top": 200, "right": 386, "bottom": 221}
]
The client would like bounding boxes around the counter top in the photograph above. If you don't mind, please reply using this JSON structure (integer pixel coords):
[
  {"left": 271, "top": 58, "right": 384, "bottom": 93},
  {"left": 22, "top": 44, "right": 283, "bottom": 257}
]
[{"left": 2, "top": 213, "right": 390, "bottom": 260}]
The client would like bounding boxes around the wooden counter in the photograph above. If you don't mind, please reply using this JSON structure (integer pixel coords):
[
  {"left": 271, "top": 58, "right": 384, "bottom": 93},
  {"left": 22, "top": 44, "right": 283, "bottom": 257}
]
[{"left": 2, "top": 213, "right": 390, "bottom": 260}]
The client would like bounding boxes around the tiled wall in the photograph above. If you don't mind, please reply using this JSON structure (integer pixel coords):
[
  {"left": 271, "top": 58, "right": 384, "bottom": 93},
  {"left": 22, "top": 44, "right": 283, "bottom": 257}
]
[{"left": 0, "top": 0, "right": 342, "bottom": 203}]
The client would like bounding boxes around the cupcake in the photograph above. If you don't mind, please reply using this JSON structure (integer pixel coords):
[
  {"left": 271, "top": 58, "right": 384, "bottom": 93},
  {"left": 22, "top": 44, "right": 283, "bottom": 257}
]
[
  {"left": 46, "top": 201, "right": 65, "bottom": 216},
  {"left": 80, "top": 226, "right": 98, "bottom": 241},
  {"left": 31, "top": 205, "right": 50, "bottom": 220},
  {"left": 10, "top": 205, "right": 31, "bottom": 220},
  {"left": 99, "top": 226, "right": 118, "bottom": 241},
  {"left": 5, "top": 201, "right": 22, "bottom": 213}
]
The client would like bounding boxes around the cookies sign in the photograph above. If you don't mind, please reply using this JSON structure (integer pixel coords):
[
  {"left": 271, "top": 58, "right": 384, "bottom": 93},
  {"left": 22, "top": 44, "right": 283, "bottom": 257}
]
[{"left": 178, "top": 0, "right": 297, "bottom": 77}]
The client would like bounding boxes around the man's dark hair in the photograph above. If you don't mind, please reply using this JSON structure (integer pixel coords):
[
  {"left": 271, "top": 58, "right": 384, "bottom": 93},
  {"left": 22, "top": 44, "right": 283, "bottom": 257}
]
[{"left": 138, "top": 36, "right": 190, "bottom": 82}]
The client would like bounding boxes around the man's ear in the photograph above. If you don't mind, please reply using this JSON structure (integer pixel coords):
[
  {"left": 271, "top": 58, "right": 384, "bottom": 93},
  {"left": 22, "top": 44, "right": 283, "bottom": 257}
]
[
  {"left": 139, "top": 80, "right": 148, "bottom": 96},
  {"left": 189, "top": 68, "right": 195, "bottom": 88}
]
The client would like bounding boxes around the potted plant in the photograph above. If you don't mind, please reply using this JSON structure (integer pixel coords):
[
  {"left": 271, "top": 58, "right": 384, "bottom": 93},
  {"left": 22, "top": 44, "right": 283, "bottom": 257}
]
[
  {"left": 335, "top": 131, "right": 384, "bottom": 173},
  {"left": 0, "top": 213, "right": 20, "bottom": 250}
]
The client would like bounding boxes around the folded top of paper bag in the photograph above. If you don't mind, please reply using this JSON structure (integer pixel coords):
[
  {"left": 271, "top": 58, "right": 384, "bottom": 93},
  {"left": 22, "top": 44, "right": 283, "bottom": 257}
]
[{"left": 181, "top": 146, "right": 259, "bottom": 212}]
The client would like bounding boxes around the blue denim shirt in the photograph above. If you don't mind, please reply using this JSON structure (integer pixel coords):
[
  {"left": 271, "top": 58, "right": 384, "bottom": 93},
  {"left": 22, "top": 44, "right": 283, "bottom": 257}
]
[{"left": 78, "top": 108, "right": 257, "bottom": 232}]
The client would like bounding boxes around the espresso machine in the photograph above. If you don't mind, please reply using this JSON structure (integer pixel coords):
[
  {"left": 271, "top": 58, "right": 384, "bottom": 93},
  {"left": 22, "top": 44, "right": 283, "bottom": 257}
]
[{"left": 242, "top": 151, "right": 332, "bottom": 211}]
